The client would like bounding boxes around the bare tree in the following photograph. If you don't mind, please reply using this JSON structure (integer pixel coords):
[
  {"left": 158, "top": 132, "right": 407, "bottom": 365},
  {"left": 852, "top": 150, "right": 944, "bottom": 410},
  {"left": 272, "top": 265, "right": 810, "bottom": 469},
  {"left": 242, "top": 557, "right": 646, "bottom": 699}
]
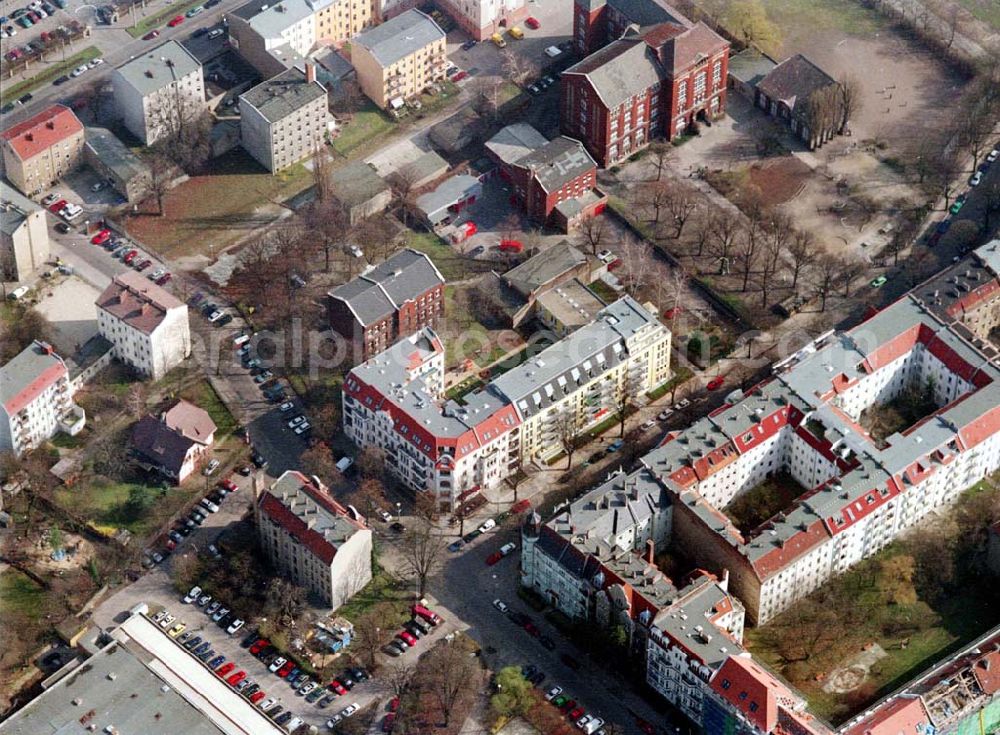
[
  {"left": 617, "top": 234, "right": 652, "bottom": 298},
  {"left": 981, "top": 179, "right": 1000, "bottom": 232},
  {"left": 787, "top": 230, "right": 817, "bottom": 291},
  {"left": 553, "top": 410, "right": 579, "bottom": 469},
  {"left": 472, "top": 77, "right": 504, "bottom": 122},
  {"left": 399, "top": 520, "right": 448, "bottom": 598},
  {"left": 839, "top": 256, "right": 867, "bottom": 297},
  {"left": 812, "top": 254, "right": 841, "bottom": 311},
  {"left": 837, "top": 76, "right": 862, "bottom": 133},
  {"left": 648, "top": 141, "right": 672, "bottom": 181},
  {"left": 312, "top": 142, "right": 334, "bottom": 203},
  {"left": 501, "top": 48, "right": 539, "bottom": 87},
  {"left": 574, "top": 214, "right": 608, "bottom": 256},
  {"left": 666, "top": 185, "right": 698, "bottom": 239},
  {"left": 709, "top": 211, "right": 742, "bottom": 261},
  {"left": 125, "top": 383, "right": 146, "bottom": 419},
  {"left": 388, "top": 164, "right": 425, "bottom": 227},
  {"left": 803, "top": 84, "right": 841, "bottom": 148},
  {"left": 386, "top": 662, "right": 415, "bottom": 697},
  {"left": 353, "top": 602, "right": 401, "bottom": 670},
  {"left": 147, "top": 86, "right": 212, "bottom": 172},
  {"left": 146, "top": 153, "right": 174, "bottom": 216},
  {"left": 423, "top": 643, "right": 480, "bottom": 727},
  {"left": 738, "top": 216, "right": 765, "bottom": 292},
  {"left": 956, "top": 89, "right": 998, "bottom": 171},
  {"left": 642, "top": 180, "right": 672, "bottom": 225}
]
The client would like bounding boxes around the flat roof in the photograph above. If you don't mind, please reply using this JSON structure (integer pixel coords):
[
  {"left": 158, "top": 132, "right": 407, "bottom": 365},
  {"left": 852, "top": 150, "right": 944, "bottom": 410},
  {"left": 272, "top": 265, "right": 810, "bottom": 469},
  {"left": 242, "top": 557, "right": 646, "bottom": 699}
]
[
  {"left": 0, "top": 613, "right": 286, "bottom": 735},
  {"left": 114, "top": 40, "right": 201, "bottom": 96},
  {"left": 241, "top": 67, "right": 327, "bottom": 123},
  {"left": 85, "top": 127, "right": 150, "bottom": 182},
  {"left": 232, "top": 0, "right": 312, "bottom": 38},
  {"left": 536, "top": 278, "right": 605, "bottom": 330},
  {"left": 0, "top": 179, "right": 41, "bottom": 236}
]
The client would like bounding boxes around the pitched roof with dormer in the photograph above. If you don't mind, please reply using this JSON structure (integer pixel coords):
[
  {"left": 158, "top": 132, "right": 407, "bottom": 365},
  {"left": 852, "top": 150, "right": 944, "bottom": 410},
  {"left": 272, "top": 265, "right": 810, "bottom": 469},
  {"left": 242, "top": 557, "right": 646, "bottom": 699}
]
[{"left": 1, "top": 104, "right": 83, "bottom": 163}]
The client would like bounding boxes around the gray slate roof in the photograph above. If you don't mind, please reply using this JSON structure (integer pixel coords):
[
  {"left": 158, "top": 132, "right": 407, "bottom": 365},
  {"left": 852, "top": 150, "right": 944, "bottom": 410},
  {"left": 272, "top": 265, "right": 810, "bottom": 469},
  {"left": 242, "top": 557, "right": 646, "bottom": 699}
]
[
  {"left": 503, "top": 240, "right": 588, "bottom": 297},
  {"left": 565, "top": 38, "right": 664, "bottom": 109},
  {"left": 727, "top": 47, "right": 778, "bottom": 86},
  {"left": 353, "top": 9, "right": 444, "bottom": 68},
  {"left": 114, "top": 40, "right": 201, "bottom": 96},
  {"left": 328, "top": 248, "right": 445, "bottom": 326},
  {"left": 232, "top": 0, "right": 312, "bottom": 38},
  {"left": 485, "top": 123, "right": 549, "bottom": 165},
  {"left": 756, "top": 53, "right": 837, "bottom": 112},
  {"left": 241, "top": 67, "right": 327, "bottom": 124},
  {"left": 607, "top": 0, "right": 691, "bottom": 28},
  {"left": 329, "top": 161, "right": 390, "bottom": 209},
  {"left": 415, "top": 174, "right": 480, "bottom": 219},
  {"left": 0, "top": 180, "right": 40, "bottom": 237},
  {"left": 518, "top": 136, "right": 597, "bottom": 194},
  {"left": 85, "top": 127, "right": 150, "bottom": 183}
]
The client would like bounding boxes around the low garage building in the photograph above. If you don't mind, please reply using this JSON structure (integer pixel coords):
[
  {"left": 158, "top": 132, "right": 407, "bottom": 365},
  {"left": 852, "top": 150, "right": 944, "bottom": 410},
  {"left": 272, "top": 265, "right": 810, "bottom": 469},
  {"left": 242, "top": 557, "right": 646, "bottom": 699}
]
[{"left": 84, "top": 127, "right": 152, "bottom": 204}]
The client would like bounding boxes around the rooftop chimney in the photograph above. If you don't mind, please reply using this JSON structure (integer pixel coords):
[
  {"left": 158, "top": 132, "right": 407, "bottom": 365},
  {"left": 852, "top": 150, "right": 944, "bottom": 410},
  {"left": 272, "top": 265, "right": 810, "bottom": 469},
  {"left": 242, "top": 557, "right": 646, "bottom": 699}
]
[
  {"left": 305, "top": 61, "right": 316, "bottom": 84},
  {"left": 645, "top": 539, "right": 655, "bottom": 564}
]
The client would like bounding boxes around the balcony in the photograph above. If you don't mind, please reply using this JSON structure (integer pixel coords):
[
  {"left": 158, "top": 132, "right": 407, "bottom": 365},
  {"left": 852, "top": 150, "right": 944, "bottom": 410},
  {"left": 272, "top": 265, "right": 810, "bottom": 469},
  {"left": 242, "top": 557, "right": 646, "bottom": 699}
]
[{"left": 58, "top": 403, "right": 86, "bottom": 437}]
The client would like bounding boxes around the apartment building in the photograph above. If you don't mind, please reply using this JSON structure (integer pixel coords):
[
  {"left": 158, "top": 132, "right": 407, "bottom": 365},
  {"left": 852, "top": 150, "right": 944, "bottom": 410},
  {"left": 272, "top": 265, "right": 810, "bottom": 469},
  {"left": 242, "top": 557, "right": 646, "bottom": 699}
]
[
  {"left": 0, "top": 180, "right": 49, "bottom": 282},
  {"left": 327, "top": 247, "right": 445, "bottom": 362},
  {"left": 111, "top": 41, "right": 205, "bottom": 145},
  {"left": 256, "top": 471, "right": 373, "bottom": 609},
  {"left": 561, "top": 21, "right": 729, "bottom": 166},
  {"left": 0, "top": 341, "right": 85, "bottom": 456},
  {"left": 0, "top": 104, "right": 84, "bottom": 196},
  {"left": 240, "top": 65, "right": 330, "bottom": 173},
  {"left": 485, "top": 124, "right": 606, "bottom": 232},
  {"left": 96, "top": 271, "right": 191, "bottom": 380},
  {"left": 342, "top": 297, "right": 671, "bottom": 510},
  {"left": 351, "top": 9, "right": 447, "bottom": 109},
  {"left": 433, "top": 0, "right": 526, "bottom": 41},
  {"left": 229, "top": 0, "right": 377, "bottom": 77}
]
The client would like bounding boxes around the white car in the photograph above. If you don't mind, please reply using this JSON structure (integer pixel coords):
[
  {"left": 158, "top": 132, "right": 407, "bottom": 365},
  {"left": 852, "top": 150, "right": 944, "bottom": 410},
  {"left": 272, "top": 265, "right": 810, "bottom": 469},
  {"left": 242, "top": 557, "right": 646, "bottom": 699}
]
[
  {"left": 208, "top": 310, "right": 224, "bottom": 322},
  {"left": 259, "top": 697, "right": 278, "bottom": 711},
  {"left": 89, "top": 57, "right": 104, "bottom": 67},
  {"left": 284, "top": 716, "right": 303, "bottom": 732},
  {"left": 499, "top": 542, "right": 517, "bottom": 557},
  {"left": 202, "top": 459, "right": 220, "bottom": 476},
  {"left": 212, "top": 607, "right": 229, "bottom": 622},
  {"left": 208, "top": 28, "right": 224, "bottom": 39},
  {"left": 545, "top": 685, "right": 563, "bottom": 701},
  {"left": 71, "top": 65, "right": 88, "bottom": 77},
  {"left": 200, "top": 498, "right": 220, "bottom": 513},
  {"left": 544, "top": 45, "right": 562, "bottom": 58},
  {"left": 152, "top": 609, "right": 170, "bottom": 623},
  {"left": 298, "top": 680, "right": 318, "bottom": 695},
  {"left": 987, "top": 148, "right": 999, "bottom": 163},
  {"left": 641, "top": 419, "right": 656, "bottom": 430},
  {"left": 376, "top": 508, "right": 392, "bottom": 522},
  {"left": 970, "top": 171, "right": 983, "bottom": 186},
  {"left": 294, "top": 422, "right": 311, "bottom": 435},
  {"left": 268, "top": 656, "right": 287, "bottom": 672},
  {"left": 348, "top": 245, "right": 364, "bottom": 258},
  {"left": 657, "top": 409, "right": 673, "bottom": 421},
  {"left": 159, "top": 613, "right": 176, "bottom": 629},
  {"left": 184, "top": 586, "right": 202, "bottom": 604},
  {"left": 576, "top": 714, "right": 592, "bottom": 729},
  {"left": 279, "top": 401, "right": 295, "bottom": 412},
  {"left": 493, "top": 599, "right": 509, "bottom": 613},
  {"left": 226, "top": 618, "right": 244, "bottom": 634},
  {"left": 340, "top": 703, "right": 359, "bottom": 718},
  {"left": 287, "top": 415, "right": 306, "bottom": 428},
  {"left": 478, "top": 518, "right": 496, "bottom": 533},
  {"left": 149, "top": 268, "right": 166, "bottom": 280},
  {"left": 597, "top": 249, "right": 613, "bottom": 263},
  {"left": 197, "top": 594, "right": 212, "bottom": 606}
]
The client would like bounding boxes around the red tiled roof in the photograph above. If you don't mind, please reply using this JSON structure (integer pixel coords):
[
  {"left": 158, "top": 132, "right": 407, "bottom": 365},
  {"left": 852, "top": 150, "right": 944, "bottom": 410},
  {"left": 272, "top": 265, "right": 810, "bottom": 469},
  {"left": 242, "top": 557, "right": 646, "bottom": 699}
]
[
  {"left": 752, "top": 518, "right": 830, "bottom": 580},
  {"left": 162, "top": 399, "right": 216, "bottom": 445},
  {"left": 2, "top": 361, "right": 66, "bottom": 415},
  {"left": 0, "top": 104, "right": 83, "bottom": 162},
  {"left": 96, "top": 271, "right": 184, "bottom": 335},
  {"left": 972, "top": 650, "right": 1000, "bottom": 695},
  {"left": 710, "top": 656, "right": 791, "bottom": 732},
  {"left": 841, "top": 696, "right": 931, "bottom": 735}
]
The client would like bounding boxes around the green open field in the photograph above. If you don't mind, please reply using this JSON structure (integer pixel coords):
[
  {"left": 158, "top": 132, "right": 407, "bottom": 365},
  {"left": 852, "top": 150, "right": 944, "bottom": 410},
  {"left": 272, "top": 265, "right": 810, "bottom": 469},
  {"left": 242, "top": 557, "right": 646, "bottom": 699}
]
[
  {"left": 126, "top": 0, "right": 206, "bottom": 38},
  {"left": 955, "top": 0, "right": 1000, "bottom": 29},
  {"left": 3, "top": 46, "right": 100, "bottom": 102},
  {"left": 127, "top": 149, "right": 311, "bottom": 259},
  {"left": 757, "top": 0, "right": 885, "bottom": 38},
  {"left": 0, "top": 570, "right": 47, "bottom": 620},
  {"left": 331, "top": 102, "right": 395, "bottom": 157},
  {"left": 181, "top": 379, "right": 237, "bottom": 437}
]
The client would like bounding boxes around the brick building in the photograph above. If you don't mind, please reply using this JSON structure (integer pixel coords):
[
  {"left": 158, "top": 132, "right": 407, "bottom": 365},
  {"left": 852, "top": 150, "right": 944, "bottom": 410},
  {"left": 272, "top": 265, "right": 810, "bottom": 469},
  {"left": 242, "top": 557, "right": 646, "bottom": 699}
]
[
  {"left": 485, "top": 123, "right": 606, "bottom": 231},
  {"left": 572, "top": 0, "right": 691, "bottom": 56},
  {"left": 327, "top": 248, "right": 445, "bottom": 362},
  {"left": 561, "top": 21, "right": 729, "bottom": 167}
]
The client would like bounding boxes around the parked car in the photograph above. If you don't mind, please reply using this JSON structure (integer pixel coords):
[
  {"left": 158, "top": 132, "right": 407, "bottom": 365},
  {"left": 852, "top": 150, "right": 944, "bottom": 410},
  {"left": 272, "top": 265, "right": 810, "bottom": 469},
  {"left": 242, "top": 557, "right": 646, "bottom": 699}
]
[
  {"left": 706, "top": 375, "right": 725, "bottom": 391},
  {"left": 525, "top": 16, "right": 540, "bottom": 28},
  {"left": 493, "top": 599, "right": 509, "bottom": 614},
  {"left": 167, "top": 14, "right": 184, "bottom": 26},
  {"left": 227, "top": 618, "right": 245, "bottom": 634}
]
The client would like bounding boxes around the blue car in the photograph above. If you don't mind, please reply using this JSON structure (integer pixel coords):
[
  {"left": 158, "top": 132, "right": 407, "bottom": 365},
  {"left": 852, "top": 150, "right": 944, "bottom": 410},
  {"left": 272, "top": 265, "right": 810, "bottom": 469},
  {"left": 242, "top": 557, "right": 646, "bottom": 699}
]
[
  {"left": 184, "top": 635, "right": 203, "bottom": 650},
  {"left": 197, "top": 648, "right": 215, "bottom": 661},
  {"left": 195, "top": 642, "right": 212, "bottom": 655},
  {"left": 608, "top": 439, "right": 624, "bottom": 452},
  {"left": 209, "top": 655, "right": 226, "bottom": 669}
]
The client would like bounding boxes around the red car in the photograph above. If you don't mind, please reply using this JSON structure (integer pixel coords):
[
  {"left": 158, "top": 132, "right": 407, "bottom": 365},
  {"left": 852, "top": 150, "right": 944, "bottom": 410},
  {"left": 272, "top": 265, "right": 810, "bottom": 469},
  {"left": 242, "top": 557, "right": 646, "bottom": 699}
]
[
  {"left": 382, "top": 713, "right": 396, "bottom": 733},
  {"left": 486, "top": 551, "right": 502, "bottom": 566},
  {"left": 91, "top": 229, "right": 112, "bottom": 245},
  {"left": 664, "top": 306, "right": 683, "bottom": 319},
  {"left": 226, "top": 670, "right": 246, "bottom": 686},
  {"left": 607, "top": 257, "right": 623, "bottom": 271},
  {"left": 143, "top": 29, "right": 160, "bottom": 40},
  {"left": 559, "top": 699, "right": 576, "bottom": 712},
  {"left": 398, "top": 630, "right": 417, "bottom": 647},
  {"left": 156, "top": 272, "right": 172, "bottom": 285},
  {"left": 277, "top": 660, "right": 295, "bottom": 678},
  {"left": 524, "top": 621, "right": 540, "bottom": 637},
  {"left": 499, "top": 239, "right": 523, "bottom": 253},
  {"left": 249, "top": 690, "right": 266, "bottom": 704},
  {"left": 217, "top": 662, "right": 235, "bottom": 677},
  {"left": 123, "top": 249, "right": 138, "bottom": 264},
  {"left": 167, "top": 14, "right": 184, "bottom": 26},
  {"left": 524, "top": 16, "right": 540, "bottom": 29},
  {"left": 249, "top": 639, "right": 269, "bottom": 655},
  {"left": 328, "top": 679, "right": 347, "bottom": 695},
  {"left": 707, "top": 375, "right": 725, "bottom": 391},
  {"left": 219, "top": 477, "right": 238, "bottom": 492},
  {"left": 412, "top": 604, "right": 442, "bottom": 626},
  {"left": 568, "top": 707, "right": 585, "bottom": 720},
  {"left": 452, "top": 70, "right": 468, "bottom": 82},
  {"left": 48, "top": 199, "right": 67, "bottom": 214}
]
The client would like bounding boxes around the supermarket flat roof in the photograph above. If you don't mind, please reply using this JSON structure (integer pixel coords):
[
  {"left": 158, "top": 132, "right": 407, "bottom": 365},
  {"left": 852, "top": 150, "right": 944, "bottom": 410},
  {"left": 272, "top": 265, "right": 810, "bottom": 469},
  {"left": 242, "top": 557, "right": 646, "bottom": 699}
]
[{"left": 111, "top": 614, "right": 286, "bottom": 735}]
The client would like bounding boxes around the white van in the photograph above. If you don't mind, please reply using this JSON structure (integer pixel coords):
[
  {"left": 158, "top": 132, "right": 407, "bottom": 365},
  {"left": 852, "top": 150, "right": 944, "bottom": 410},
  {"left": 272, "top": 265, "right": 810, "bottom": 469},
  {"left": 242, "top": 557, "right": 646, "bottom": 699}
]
[
  {"left": 233, "top": 334, "right": 251, "bottom": 348},
  {"left": 8, "top": 285, "right": 29, "bottom": 300},
  {"left": 336, "top": 456, "right": 354, "bottom": 473}
]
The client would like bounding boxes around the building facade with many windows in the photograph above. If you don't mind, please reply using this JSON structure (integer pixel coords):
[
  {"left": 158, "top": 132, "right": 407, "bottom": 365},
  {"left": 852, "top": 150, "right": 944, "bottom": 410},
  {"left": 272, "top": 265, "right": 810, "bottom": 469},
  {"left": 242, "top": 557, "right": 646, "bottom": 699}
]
[
  {"left": 0, "top": 104, "right": 85, "bottom": 196},
  {"left": 0, "top": 341, "right": 85, "bottom": 456},
  {"left": 0, "top": 181, "right": 50, "bottom": 282},
  {"left": 256, "top": 471, "right": 373, "bottom": 609},
  {"left": 351, "top": 9, "right": 447, "bottom": 109},
  {"left": 96, "top": 271, "right": 191, "bottom": 381},
  {"left": 560, "top": 21, "right": 729, "bottom": 167}
]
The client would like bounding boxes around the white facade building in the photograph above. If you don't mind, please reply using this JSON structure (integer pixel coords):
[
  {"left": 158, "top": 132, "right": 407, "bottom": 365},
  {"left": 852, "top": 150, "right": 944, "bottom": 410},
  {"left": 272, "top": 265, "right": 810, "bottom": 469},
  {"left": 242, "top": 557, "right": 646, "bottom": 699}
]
[
  {"left": 111, "top": 41, "right": 205, "bottom": 145},
  {"left": 96, "top": 271, "right": 191, "bottom": 381},
  {"left": 256, "top": 471, "right": 373, "bottom": 609},
  {"left": 0, "top": 341, "right": 85, "bottom": 456},
  {"left": 343, "top": 297, "right": 671, "bottom": 510}
]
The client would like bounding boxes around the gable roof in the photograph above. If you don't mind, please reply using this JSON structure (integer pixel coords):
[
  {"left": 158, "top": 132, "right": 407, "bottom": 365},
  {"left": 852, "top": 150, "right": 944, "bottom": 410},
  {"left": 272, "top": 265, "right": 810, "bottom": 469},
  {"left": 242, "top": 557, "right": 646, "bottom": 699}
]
[
  {"left": 841, "top": 697, "right": 932, "bottom": 735},
  {"left": 328, "top": 248, "right": 444, "bottom": 326},
  {"left": 329, "top": 161, "right": 390, "bottom": 209},
  {"left": 1, "top": 104, "right": 83, "bottom": 163},
  {"left": 96, "top": 271, "right": 184, "bottom": 335},
  {"left": 648, "top": 21, "right": 729, "bottom": 75},
  {"left": 710, "top": 655, "right": 795, "bottom": 732},
  {"left": 240, "top": 67, "right": 327, "bottom": 124},
  {"left": 131, "top": 415, "right": 196, "bottom": 475},
  {"left": 485, "top": 123, "right": 549, "bottom": 165},
  {"left": 757, "top": 54, "right": 837, "bottom": 112},
  {"left": 502, "top": 241, "right": 588, "bottom": 297},
  {"left": 606, "top": 0, "right": 691, "bottom": 27},
  {"left": 564, "top": 37, "right": 664, "bottom": 109},
  {"left": 161, "top": 399, "right": 216, "bottom": 445},
  {"left": 353, "top": 9, "right": 444, "bottom": 68}
]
